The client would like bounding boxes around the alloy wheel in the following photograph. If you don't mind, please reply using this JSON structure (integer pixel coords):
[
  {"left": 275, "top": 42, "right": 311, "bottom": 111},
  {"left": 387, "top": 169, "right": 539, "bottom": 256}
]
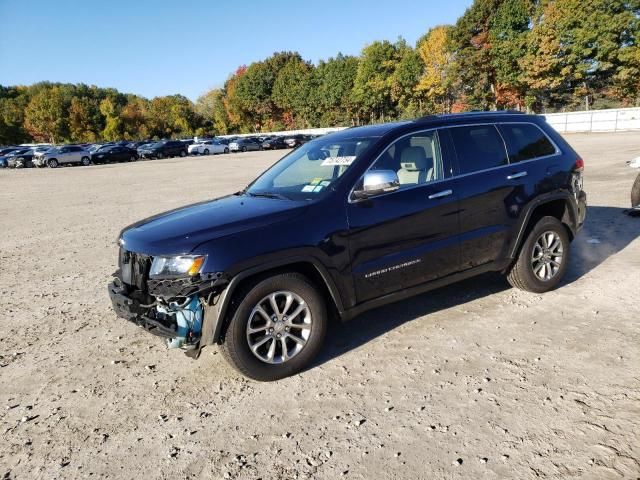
[
  {"left": 246, "top": 291, "right": 312, "bottom": 364},
  {"left": 531, "top": 230, "right": 564, "bottom": 281}
]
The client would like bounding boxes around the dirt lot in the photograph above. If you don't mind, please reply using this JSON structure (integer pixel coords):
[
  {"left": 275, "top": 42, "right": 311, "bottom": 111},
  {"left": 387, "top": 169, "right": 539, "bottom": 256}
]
[{"left": 1, "top": 132, "right": 639, "bottom": 480}]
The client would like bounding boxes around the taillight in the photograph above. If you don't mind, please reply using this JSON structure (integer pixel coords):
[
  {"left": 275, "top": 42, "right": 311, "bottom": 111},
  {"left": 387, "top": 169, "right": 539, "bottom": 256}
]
[{"left": 575, "top": 157, "right": 584, "bottom": 171}]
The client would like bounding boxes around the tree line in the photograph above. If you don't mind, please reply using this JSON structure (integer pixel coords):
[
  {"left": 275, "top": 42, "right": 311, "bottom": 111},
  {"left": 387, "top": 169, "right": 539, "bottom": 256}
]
[{"left": 1, "top": 0, "right": 638, "bottom": 145}]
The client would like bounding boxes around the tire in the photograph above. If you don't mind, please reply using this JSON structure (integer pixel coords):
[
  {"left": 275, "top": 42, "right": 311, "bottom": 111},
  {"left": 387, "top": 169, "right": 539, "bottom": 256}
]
[
  {"left": 47, "top": 158, "right": 58, "bottom": 168},
  {"left": 631, "top": 172, "right": 640, "bottom": 208},
  {"left": 241, "top": 146, "right": 247, "bottom": 152},
  {"left": 81, "top": 156, "right": 91, "bottom": 166},
  {"left": 506, "top": 216, "right": 570, "bottom": 293},
  {"left": 157, "top": 152, "right": 164, "bottom": 159},
  {"left": 180, "top": 150, "right": 187, "bottom": 157},
  {"left": 129, "top": 155, "right": 136, "bottom": 162},
  {"left": 203, "top": 148, "right": 209, "bottom": 155},
  {"left": 224, "top": 147, "right": 229, "bottom": 154},
  {"left": 220, "top": 272, "right": 327, "bottom": 381}
]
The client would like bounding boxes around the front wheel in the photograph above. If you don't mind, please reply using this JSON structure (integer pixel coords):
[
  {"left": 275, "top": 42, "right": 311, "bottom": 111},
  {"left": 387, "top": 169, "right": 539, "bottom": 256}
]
[
  {"left": 156, "top": 152, "right": 164, "bottom": 159},
  {"left": 224, "top": 147, "right": 229, "bottom": 154},
  {"left": 220, "top": 273, "right": 327, "bottom": 381},
  {"left": 48, "top": 158, "right": 59, "bottom": 168},
  {"left": 180, "top": 150, "right": 187, "bottom": 157},
  {"left": 203, "top": 148, "right": 209, "bottom": 155},
  {"left": 631, "top": 172, "right": 640, "bottom": 208},
  {"left": 506, "top": 216, "right": 570, "bottom": 293},
  {"left": 81, "top": 156, "right": 91, "bottom": 166}
]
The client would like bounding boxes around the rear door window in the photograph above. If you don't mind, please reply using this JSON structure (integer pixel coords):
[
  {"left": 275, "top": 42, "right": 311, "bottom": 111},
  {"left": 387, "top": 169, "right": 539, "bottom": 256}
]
[
  {"left": 498, "top": 123, "right": 557, "bottom": 162},
  {"left": 448, "top": 125, "right": 508, "bottom": 174}
]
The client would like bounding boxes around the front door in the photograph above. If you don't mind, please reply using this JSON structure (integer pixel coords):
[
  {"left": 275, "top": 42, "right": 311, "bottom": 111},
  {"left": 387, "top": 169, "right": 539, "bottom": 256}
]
[{"left": 346, "top": 129, "right": 460, "bottom": 303}]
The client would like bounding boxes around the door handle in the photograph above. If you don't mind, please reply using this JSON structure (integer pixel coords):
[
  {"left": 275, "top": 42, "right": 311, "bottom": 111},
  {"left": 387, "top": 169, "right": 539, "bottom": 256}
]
[
  {"left": 507, "top": 171, "right": 527, "bottom": 180},
  {"left": 428, "top": 189, "right": 453, "bottom": 200}
]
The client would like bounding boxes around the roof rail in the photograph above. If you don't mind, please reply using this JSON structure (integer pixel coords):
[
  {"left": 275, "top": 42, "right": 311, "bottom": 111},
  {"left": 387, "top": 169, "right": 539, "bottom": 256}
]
[{"left": 415, "top": 110, "right": 524, "bottom": 122}]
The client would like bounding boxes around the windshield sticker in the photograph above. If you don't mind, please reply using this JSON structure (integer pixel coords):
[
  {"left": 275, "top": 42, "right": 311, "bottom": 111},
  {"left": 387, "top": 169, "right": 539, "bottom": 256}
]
[
  {"left": 310, "top": 177, "right": 323, "bottom": 185},
  {"left": 301, "top": 185, "right": 315, "bottom": 192},
  {"left": 320, "top": 180, "right": 331, "bottom": 187},
  {"left": 313, "top": 185, "right": 324, "bottom": 192},
  {"left": 321, "top": 156, "right": 356, "bottom": 167}
]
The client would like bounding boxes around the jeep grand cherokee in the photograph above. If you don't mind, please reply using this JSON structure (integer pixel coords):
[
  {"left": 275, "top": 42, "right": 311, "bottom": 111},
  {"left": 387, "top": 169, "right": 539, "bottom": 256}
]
[{"left": 108, "top": 112, "right": 587, "bottom": 381}]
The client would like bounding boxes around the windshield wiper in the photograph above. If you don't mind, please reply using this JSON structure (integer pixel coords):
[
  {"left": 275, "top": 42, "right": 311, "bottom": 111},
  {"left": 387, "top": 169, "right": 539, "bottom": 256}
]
[{"left": 246, "top": 191, "right": 290, "bottom": 200}]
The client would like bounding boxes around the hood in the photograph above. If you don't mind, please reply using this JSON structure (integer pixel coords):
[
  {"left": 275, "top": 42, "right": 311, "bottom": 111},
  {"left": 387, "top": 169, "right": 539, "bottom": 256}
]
[{"left": 120, "top": 193, "right": 308, "bottom": 255}]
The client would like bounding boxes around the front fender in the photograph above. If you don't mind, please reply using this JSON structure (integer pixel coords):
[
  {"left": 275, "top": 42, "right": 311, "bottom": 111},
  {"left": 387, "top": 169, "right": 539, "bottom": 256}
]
[{"left": 199, "top": 255, "right": 345, "bottom": 347}]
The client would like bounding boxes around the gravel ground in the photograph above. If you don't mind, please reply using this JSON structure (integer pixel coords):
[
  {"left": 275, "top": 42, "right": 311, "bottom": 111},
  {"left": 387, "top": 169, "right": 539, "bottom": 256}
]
[{"left": 1, "top": 133, "right": 639, "bottom": 480}]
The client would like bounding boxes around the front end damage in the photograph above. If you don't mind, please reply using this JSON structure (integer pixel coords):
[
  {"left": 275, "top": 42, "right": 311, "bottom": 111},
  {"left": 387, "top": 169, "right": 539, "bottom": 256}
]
[{"left": 107, "top": 248, "right": 227, "bottom": 357}]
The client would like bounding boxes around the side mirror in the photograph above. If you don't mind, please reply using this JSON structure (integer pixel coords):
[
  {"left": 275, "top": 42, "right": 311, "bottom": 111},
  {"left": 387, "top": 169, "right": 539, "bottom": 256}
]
[{"left": 352, "top": 170, "right": 400, "bottom": 200}]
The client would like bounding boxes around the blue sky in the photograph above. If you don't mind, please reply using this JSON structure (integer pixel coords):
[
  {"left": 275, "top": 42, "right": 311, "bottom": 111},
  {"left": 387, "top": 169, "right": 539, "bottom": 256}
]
[{"left": 0, "top": 0, "right": 472, "bottom": 101}]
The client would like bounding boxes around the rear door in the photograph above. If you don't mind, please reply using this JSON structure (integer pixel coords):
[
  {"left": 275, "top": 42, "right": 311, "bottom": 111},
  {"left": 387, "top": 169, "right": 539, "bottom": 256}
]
[
  {"left": 446, "top": 124, "right": 522, "bottom": 269},
  {"left": 59, "top": 146, "right": 73, "bottom": 163},
  {"left": 347, "top": 129, "right": 461, "bottom": 303}
]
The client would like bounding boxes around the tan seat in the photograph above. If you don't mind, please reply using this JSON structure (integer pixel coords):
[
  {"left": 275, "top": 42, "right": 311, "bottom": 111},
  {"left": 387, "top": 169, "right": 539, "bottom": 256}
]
[{"left": 397, "top": 146, "right": 434, "bottom": 185}]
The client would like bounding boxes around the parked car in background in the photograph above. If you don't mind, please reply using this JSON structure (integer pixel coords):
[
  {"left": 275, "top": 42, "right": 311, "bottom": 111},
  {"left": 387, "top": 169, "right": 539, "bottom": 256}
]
[
  {"left": 188, "top": 139, "right": 229, "bottom": 155},
  {"left": 92, "top": 145, "right": 139, "bottom": 163},
  {"left": 284, "top": 134, "right": 311, "bottom": 148},
  {"left": 138, "top": 140, "right": 188, "bottom": 159},
  {"left": 6, "top": 148, "right": 36, "bottom": 168},
  {"left": 127, "top": 141, "right": 153, "bottom": 149},
  {"left": 0, "top": 147, "right": 21, "bottom": 157},
  {"left": 33, "top": 145, "right": 92, "bottom": 168},
  {"left": 261, "top": 136, "right": 288, "bottom": 150},
  {"left": 229, "top": 137, "right": 263, "bottom": 152}
]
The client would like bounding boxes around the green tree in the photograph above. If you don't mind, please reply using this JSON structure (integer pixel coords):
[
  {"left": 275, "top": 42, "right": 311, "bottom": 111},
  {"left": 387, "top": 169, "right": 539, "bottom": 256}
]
[
  {"left": 24, "top": 86, "right": 67, "bottom": 143},
  {"left": 68, "top": 97, "right": 98, "bottom": 142},
  {"left": 311, "top": 54, "right": 359, "bottom": 126},
  {"left": 0, "top": 86, "right": 30, "bottom": 144},
  {"left": 352, "top": 40, "right": 401, "bottom": 123},
  {"left": 390, "top": 40, "right": 424, "bottom": 118},
  {"left": 272, "top": 58, "right": 314, "bottom": 128},
  {"left": 99, "top": 97, "right": 123, "bottom": 141}
]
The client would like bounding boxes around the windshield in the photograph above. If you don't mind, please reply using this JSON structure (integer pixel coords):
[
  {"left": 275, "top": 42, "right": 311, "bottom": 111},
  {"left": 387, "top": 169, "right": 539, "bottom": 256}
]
[
  {"left": 150, "top": 142, "right": 165, "bottom": 148},
  {"left": 246, "top": 136, "right": 372, "bottom": 200}
]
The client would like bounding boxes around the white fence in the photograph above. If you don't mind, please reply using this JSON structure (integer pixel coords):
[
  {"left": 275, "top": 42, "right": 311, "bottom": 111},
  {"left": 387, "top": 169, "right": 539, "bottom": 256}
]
[{"left": 544, "top": 107, "right": 640, "bottom": 133}]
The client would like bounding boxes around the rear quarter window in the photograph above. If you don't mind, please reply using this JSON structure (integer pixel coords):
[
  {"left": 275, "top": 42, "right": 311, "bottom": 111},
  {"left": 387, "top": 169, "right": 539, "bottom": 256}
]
[{"left": 498, "top": 123, "right": 557, "bottom": 162}]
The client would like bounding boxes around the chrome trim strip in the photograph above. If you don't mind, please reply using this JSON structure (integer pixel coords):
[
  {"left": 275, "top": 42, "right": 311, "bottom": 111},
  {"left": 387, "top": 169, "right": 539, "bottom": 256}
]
[{"left": 348, "top": 120, "right": 562, "bottom": 204}]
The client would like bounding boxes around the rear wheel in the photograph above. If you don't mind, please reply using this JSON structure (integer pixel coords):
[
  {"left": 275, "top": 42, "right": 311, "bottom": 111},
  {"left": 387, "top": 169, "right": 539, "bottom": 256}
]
[
  {"left": 224, "top": 147, "right": 229, "bottom": 154},
  {"left": 203, "top": 148, "right": 209, "bottom": 155},
  {"left": 506, "top": 216, "right": 570, "bottom": 293},
  {"left": 157, "top": 152, "right": 164, "bottom": 159},
  {"left": 631, "top": 172, "right": 640, "bottom": 208},
  {"left": 81, "top": 156, "right": 91, "bottom": 166},
  {"left": 220, "top": 272, "right": 327, "bottom": 381},
  {"left": 241, "top": 146, "right": 247, "bottom": 152},
  {"left": 129, "top": 155, "right": 136, "bottom": 162},
  {"left": 47, "top": 158, "right": 58, "bottom": 168},
  {"left": 180, "top": 150, "right": 187, "bottom": 157}
]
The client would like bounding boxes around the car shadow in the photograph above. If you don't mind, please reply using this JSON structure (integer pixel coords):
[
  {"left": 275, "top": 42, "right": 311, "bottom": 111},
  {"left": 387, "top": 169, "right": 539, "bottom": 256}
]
[
  {"left": 565, "top": 205, "right": 640, "bottom": 283},
  {"left": 312, "top": 205, "right": 639, "bottom": 368}
]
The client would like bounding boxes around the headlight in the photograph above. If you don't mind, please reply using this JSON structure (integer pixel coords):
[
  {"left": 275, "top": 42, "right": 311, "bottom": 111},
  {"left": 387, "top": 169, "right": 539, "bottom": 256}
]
[{"left": 149, "top": 255, "right": 205, "bottom": 277}]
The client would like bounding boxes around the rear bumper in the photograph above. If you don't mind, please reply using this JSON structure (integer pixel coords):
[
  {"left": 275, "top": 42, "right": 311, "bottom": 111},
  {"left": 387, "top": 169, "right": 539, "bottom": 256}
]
[{"left": 576, "top": 190, "right": 587, "bottom": 231}]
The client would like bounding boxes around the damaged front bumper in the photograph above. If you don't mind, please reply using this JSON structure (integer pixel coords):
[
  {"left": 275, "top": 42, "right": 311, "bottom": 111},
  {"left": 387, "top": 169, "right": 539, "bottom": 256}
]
[
  {"left": 108, "top": 279, "right": 179, "bottom": 339},
  {"left": 108, "top": 250, "right": 229, "bottom": 357}
]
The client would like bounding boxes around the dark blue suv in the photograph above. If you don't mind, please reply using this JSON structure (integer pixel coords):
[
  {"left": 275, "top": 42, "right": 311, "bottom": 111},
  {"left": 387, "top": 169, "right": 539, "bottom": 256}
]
[{"left": 108, "top": 112, "right": 587, "bottom": 381}]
